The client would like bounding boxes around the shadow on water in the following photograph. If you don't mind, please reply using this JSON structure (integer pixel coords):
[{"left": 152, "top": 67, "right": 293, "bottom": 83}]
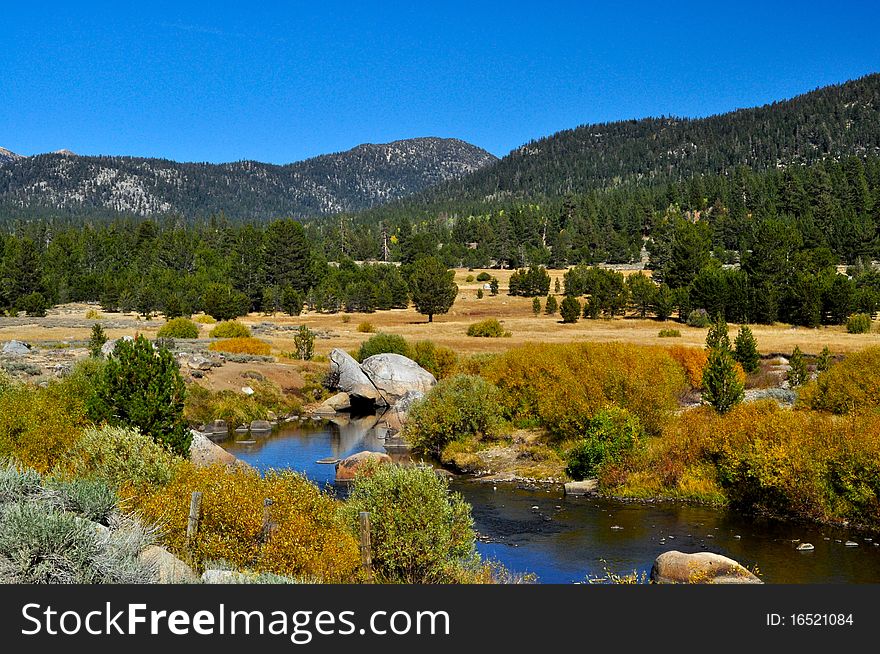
[{"left": 223, "top": 420, "right": 880, "bottom": 584}]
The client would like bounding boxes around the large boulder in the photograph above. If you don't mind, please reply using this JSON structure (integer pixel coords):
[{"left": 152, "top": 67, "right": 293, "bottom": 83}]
[
  {"left": 2, "top": 340, "right": 31, "bottom": 356},
  {"left": 139, "top": 545, "right": 199, "bottom": 584},
  {"left": 101, "top": 335, "right": 133, "bottom": 357},
  {"left": 650, "top": 550, "right": 763, "bottom": 584},
  {"left": 335, "top": 450, "right": 392, "bottom": 482},
  {"left": 360, "top": 353, "right": 436, "bottom": 405},
  {"left": 189, "top": 430, "right": 239, "bottom": 467},
  {"left": 316, "top": 392, "right": 352, "bottom": 415},
  {"left": 329, "top": 348, "right": 382, "bottom": 404}
]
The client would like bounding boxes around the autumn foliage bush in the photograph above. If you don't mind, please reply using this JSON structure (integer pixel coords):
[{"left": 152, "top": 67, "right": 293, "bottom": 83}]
[
  {"left": 606, "top": 402, "right": 880, "bottom": 528},
  {"left": 482, "top": 342, "right": 687, "bottom": 437},
  {"left": 208, "top": 337, "right": 272, "bottom": 356},
  {"left": 128, "top": 464, "right": 360, "bottom": 581},
  {"left": 799, "top": 346, "right": 880, "bottom": 414},
  {"left": 209, "top": 321, "right": 251, "bottom": 338}
]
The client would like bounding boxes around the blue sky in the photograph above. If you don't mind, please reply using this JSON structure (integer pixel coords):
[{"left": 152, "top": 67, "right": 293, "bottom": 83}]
[{"left": 2, "top": 1, "right": 878, "bottom": 163}]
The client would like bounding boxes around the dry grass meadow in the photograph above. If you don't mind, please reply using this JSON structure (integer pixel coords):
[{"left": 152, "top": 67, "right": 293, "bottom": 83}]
[{"left": 2, "top": 268, "right": 879, "bottom": 360}]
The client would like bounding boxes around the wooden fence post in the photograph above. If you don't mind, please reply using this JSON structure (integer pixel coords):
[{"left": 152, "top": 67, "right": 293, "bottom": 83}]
[
  {"left": 262, "top": 498, "right": 274, "bottom": 542},
  {"left": 186, "top": 491, "right": 203, "bottom": 542},
  {"left": 359, "top": 511, "right": 373, "bottom": 583}
]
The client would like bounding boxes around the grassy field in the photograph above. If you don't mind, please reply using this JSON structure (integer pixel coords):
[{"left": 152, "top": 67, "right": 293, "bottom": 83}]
[{"left": 2, "top": 268, "right": 879, "bottom": 359}]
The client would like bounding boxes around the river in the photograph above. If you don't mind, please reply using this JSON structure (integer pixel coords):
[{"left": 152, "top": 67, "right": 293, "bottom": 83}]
[{"left": 222, "top": 418, "right": 880, "bottom": 583}]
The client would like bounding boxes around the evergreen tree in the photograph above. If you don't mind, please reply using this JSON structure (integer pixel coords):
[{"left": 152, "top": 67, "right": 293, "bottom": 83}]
[
  {"left": 489, "top": 277, "right": 499, "bottom": 296},
  {"left": 532, "top": 297, "right": 541, "bottom": 315},
  {"left": 627, "top": 272, "right": 656, "bottom": 318},
  {"left": 788, "top": 346, "right": 809, "bottom": 387},
  {"left": 88, "top": 335, "right": 190, "bottom": 455},
  {"left": 560, "top": 295, "right": 581, "bottom": 323},
  {"left": 545, "top": 295, "right": 558, "bottom": 315},
  {"left": 702, "top": 346, "right": 744, "bottom": 414},
  {"left": 653, "top": 283, "right": 675, "bottom": 321},
  {"left": 88, "top": 323, "right": 108, "bottom": 358},
  {"left": 816, "top": 346, "right": 833, "bottom": 373},
  {"left": 554, "top": 278, "right": 561, "bottom": 294},
  {"left": 202, "top": 283, "right": 250, "bottom": 321},
  {"left": 408, "top": 257, "right": 458, "bottom": 323},
  {"left": 705, "top": 317, "right": 731, "bottom": 351},
  {"left": 733, "top": 325, "right": 760, "bottom": 373}
]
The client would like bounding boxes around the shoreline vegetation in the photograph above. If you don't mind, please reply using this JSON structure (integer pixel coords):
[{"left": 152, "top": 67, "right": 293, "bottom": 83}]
[{"left": 1, "top": 267, "right": 879, "bottom": 583}]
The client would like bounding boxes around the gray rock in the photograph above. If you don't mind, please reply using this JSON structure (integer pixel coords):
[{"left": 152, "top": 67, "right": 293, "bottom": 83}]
[
  {"left": 744, "top": 388, "right": 797, "bottom": 407},
  {"left": 187, "top": 353, "right": 214, "bottom": 370},
  {"left": 394, "top": 389, "right": 425, "bottom": 412},
  {"left": 249, "top": 420, "right": 272, "bottom": 432},
  {"left": 651, "top": 550, "right": 763, "bottom": 584},
  {"left": 2, "top": 340, "right": 31, "bottom": 356},
  {"left": 139, "top": 545, "right": 199, "bottom": 584},
  {"left": 241, "top": 386, "right": 255, "bottom": 395},
  {"left": 189, "top": 430, "right": 239, "bottom": 467},
  {"left": 564, "top": 479, "right": 598, "bottom": 496},
  {"left": 101, "top": 335, "right": 133, "bottom": 357},
  {"left": 329, "top": 348, "right": 382, "bottom": 404},
  {"left": 201, "top": 569, "right": 242, "bottom": 584},
  {"left": 319, "top": 392, "right": 352, "bottom": 413},
  {"left": 360, "top": 353, "right": 436, "bottom": 404},
  {"left": 335, "top": 450, "right": 392, "bottom": 482}
]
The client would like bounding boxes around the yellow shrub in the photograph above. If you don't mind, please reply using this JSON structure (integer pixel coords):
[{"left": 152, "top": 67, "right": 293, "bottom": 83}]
[
  {"left": 0, "top": 379, "right": 90, "bottom": 473},
  {"left": 799, "top": 346, "right": 880, "bottom": 414},
  {"left": 667, "top": 345, "right": 708, "bottom": 389},
  {"left": 483, "top": 342, "right": 687, "bottom": 437},
  {"left": 610, "top": 403, "right": 880, "bottom": 527},
  {"left": 194, "top": 314, "right": 217, "bottom": 324},
  {"left": 126, "top": 464, "right": 360, "bottom": 581},
  {"left": 208, "top": 337, "right": 272, "bottom": 356}
]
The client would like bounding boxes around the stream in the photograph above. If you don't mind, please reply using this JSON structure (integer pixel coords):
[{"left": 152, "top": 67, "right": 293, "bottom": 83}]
[{"left": 222, "top": 418, "right": 880, "bottom": 583}]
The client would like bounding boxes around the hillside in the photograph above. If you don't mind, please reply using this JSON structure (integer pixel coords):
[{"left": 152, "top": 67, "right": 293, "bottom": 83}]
[
  {"left": 397, "top": 73, "right": 880, "bottom": 209},
  {"left": 0, "top": 137, "right": 496, "bottom": 219}
]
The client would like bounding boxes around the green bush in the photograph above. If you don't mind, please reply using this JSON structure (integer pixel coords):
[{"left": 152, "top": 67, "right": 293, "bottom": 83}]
[
  {"left": 408, "top": 340, "right": 458, "bottom": 379},
  {"left": 88, "top": 323, "right": 108, "bottom": 357},
  {"left": 357, "top": 321, "right": 376, "bottom": 333},
  {"left": 702, "top": 346, "right": 744, "bottom": 414},
  {"left": 545, "top": 295, "right": 558, "bottom": 315},
  {"left": 404, "top": 375, "right": 501, "bottom": 455},
  {"left": 687, "top": 308, "right": 711, "bottom": 328},
  {"left": 476, "top": 272, "right": 492, "bottom": 282},
  {"left": 209, "top": 321, "right": 251, "bottom": 338},
  {"left": 658, "top": 329, "right": 681, "bottom": 338},
  {"left": 47, "top": 478, "right": 118, "bottom": 524},
  {"left": 733, "top": 325, "right": 760, "bottom": 373},
  {"left": 560, "top": 296, "right": 581, "bottom": 323},
  {"left": 17, "top": 291, "right": 48, "bottom": 317},
  {"left": 846, "top": 313, "right": 872, "bottom": 334},
  {"left": 799, "top": 346, "right": 880, "bottom": 414},
  {"left": 343, "top": 464, "right": 478, "bottom": 583},
  {"left": 565, "top": 407, "right": 643, "bottom": 480},
  {"left": 357, "top": 332, "right": 409, "bottom": 362},
  {"left": 59, "top": 425, "right": 179, "bottom": 489},
  {"left": 466, "top": 318, "right": 509, "bottom": 337},
  {"left": 87, "top": 335, "right": 190, "bottom": 456},
  {"left": 157, "top": 317, "right": 200, "bottom": 339}
]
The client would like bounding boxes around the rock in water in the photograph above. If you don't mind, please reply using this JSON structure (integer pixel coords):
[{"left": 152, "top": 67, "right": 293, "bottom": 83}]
[
  {"left": 564, "top": 479, "right": 598, "bottom": 496},
  {"left": 335, "top": 450, "right": 392, "bottom": 482},
  {"left": 139, "top": 545, "right": 199, "bottom": 584},
  {"left": 360, "top": 353, "right": 436, "bottom": 404},
  {"left": 249, "top": 419, "right": 272, "bottom": 432},
  {"left": 329, "top": 348, "right": 383, "bottom": 404},
  {"left": 320, "top": 391, "right": 353, "bottom": 413},
  {"left": 2, "top": 340, "right": 32, "bottom": 355},
  {"left": 650, "top": 550, "right": 763, "bottom": 584}
]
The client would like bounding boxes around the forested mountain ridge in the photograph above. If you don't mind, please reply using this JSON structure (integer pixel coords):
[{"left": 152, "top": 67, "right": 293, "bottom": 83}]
[
  {"left": 397, "top": 73, "right": 880, "bottom": 208},
  {"left": 0, "top": 137, "right": 496, "bottom": 219},
  {"left": 0, "top": 147, "right": 22, "bottom": 165}
]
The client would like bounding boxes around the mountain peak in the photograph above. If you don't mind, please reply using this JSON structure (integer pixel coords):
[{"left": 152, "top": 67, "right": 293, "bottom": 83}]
[
  {"left": 52, "top": 149, "right": 76, "bottom": 156},
  {"left": 0, "top": 146, "right": 23, "bottom": 164}
]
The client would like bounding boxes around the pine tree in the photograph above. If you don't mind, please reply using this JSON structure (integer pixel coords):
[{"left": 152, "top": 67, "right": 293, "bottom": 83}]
[
  {"left": 554, "top": 278, "right": 561, "bottom": 294},
  {"left": 545, "top": 295, "right": 558, "bottom": 315},
  {"left": 816, "top": 346, "right": 832, "bottom": 373},
  {"left": 408, "top": 257, "right": 458, "bottom": 323},
  {"left": 532, "top": 297, "right": 541, "bottom": 315},
  {"left": 476, "top": 288, "right": 483, "bottom": 299},
  {"left": 705, "top": 317, "right": 731, "bottom": 351},
  {"left": 733, "top": 325, "right": 760, "bottom": 373},
  {"left": 702, "top": 346, "right": 744, "bottom": 414},
  {"left": 788, "top": 346, "right": 809, "bottom": 387},
  {"left": 88, "top": 323, "right": 108, "bottom": 358},
  {"left": 560, "top": 296, "right": 581, "bottom": 323},
  {"left": 489, "top": 277, "right": 499, "bottom": 296}
]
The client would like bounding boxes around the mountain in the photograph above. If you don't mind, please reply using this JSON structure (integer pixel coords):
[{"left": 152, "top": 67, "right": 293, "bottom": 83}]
[
  {"left": 0, "top": 147, "right": 22, "bottom": 165},
  {"left": 0, "top": 137, "right": 496, "bottom": 219},
  {"left": 396, "top": 73, "right": 880, "bottom": 210}
]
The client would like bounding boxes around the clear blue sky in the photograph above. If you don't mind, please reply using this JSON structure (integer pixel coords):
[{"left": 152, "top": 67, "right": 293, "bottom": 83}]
[{"left": 2, "top": 1, "right": 878, "bottom": 163}]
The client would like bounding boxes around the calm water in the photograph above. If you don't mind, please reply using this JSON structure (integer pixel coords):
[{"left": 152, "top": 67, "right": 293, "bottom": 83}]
[{"left": 223, "top": 419, "right": 880, "bottom": 584}]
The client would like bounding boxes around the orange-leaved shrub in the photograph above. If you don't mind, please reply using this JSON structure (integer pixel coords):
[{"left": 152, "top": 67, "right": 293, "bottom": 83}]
[
  {"left": 208, "top": 337, "right": 272, "bottom": 356},
  {"left": 605, "top": 402, "right": 880, "bottom": 527},
  {"left": 666, "top": 345, "right": 745, "bottom": 390},
  {"left": 126, "top": 464, "right": 360, "bottom": 581},
  {"left": 799, "top": 346, "right": 880, "bottom": 414},
  {"left": 482, "top": 342, "right": 687, "bottom": 437}
]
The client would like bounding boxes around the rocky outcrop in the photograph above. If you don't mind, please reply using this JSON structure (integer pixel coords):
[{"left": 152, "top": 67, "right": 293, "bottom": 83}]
[
  {"left": 335, "top": 450, "right": 392, "bottom": 482},
  {"left": 2, "top": 340, "right": 32, "bottom": 356},
  {"left": 139, "top": 546, "right": 199, "bottom": 584},
  {"left": 189, "top": 430, "right": 239, "bottom": 467},
  {"left": 329, "top": 349, "right": 382, "bottom": 404},
  {"left": 650, "top": 550, "right": 762, "bottom": 584},
  {"left": 360, "top": 353, "right": 436, "bottom": 404}
]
